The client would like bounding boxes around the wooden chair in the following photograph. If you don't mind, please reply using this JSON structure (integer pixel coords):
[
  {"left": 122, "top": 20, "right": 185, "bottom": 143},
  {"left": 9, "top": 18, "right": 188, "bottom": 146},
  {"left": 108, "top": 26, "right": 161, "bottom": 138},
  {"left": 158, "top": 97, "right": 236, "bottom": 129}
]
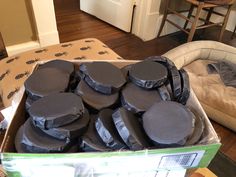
[
  {"left": 232, "top": 24, "right": 236, "bottom": 38},
  {"left": 0, "top": 32, "right": 8, "bottom": 60},
  {"left": 157, "top": 0, "right": 235, "bottom": 42}
]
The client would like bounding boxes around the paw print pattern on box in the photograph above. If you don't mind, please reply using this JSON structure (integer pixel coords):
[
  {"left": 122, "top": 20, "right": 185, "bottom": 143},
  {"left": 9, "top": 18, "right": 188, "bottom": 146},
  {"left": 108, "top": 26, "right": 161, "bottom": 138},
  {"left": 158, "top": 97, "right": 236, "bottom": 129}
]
[{"left": 0, "top": 38, "right": 122, "bottom": 107}]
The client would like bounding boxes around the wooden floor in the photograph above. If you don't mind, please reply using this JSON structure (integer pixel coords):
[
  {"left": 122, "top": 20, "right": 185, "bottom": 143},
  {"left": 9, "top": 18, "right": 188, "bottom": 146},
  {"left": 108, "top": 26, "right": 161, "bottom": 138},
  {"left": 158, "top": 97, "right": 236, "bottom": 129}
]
[
  {"left": 54, "top": 2, "right": 236, "bottom": 162},
  {"left": 55, "top": 1, "right": 234, "bottom": 60}
]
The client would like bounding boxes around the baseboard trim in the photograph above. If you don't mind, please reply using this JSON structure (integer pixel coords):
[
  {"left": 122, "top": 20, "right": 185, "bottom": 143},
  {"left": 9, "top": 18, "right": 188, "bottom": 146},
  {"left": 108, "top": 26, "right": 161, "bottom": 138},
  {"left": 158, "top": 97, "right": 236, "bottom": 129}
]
[
  {"left": 38, "top": 31, "right": 60, "bottom": 47},
  {"left": 6, "top": 41, "right": 40, "bottom": 57}
]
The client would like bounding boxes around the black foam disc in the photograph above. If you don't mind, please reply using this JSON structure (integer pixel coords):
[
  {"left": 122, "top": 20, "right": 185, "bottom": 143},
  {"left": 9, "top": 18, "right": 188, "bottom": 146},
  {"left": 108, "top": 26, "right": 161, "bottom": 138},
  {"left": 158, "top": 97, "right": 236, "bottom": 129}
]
[
  {"left": 145, "top": 56, "right": 175, "bottom": 68},
  {"left": 185, "top": 110, "right": 205, "bottom": 145},
  {"left": 24, "top": 68, "right": 70, "bottom": 100},
  {"left": 178, "top": 69, "right": 190, "bottom": 105},
  {"left": 129, "top": 61, "right": 168, "bottom": 89},
  {"left": 15, "top": 125, "right": 27, "bottom": 153},
  {"left": 168, "top": 65, "right": 182, "bottom": 100},
  {"left": 158, "top": 85, "right": 171, "bottom": 101},
  {"left": 143, "top": 101, "right": 194, "bottom": 146},
  {"left": 121, "top": 83, "right": 161, "bottom": 114},
  {"left": 79, "top": 62, "right": 126, "bottom": 94},
  {"left": 38, "top": 60, "right": 77, "bottom": 92},
  {"left": 112, "top": 108, "right": 150, "bottom": 150},
  {"left": 95, "top": 109, "right": 126, "bottom": 150},
  {"left": 21, "top": 118, "right": 71, "bottom": 153},
  {"left": 29, "top": 93, "right": 84, "bottom": 129},
  {"left": 81, "top": 115, "right": 111, "bottom": 152},
  {"left": 38, "top": 59, "right": 75, "bottom": 75},
  {"left": 42, "top": 109, "right": 90, "bottom": 140},
  {"left": 75, "top": 80, "right": 119, "bottom": 110}
]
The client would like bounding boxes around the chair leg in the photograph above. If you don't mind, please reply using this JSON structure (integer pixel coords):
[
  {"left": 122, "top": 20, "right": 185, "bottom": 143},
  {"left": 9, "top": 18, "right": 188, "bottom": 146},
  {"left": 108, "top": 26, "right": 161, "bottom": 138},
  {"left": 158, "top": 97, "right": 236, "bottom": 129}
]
[
  {"left": 157, "top": 0, "right": 170, "bottom": 37},
  {"left": 187, "top": 3, "right": 203, "bottom": 42},
  {"left": 184, "top": 4, "right": 194, "bottom": 29},
  {"left": 205, "top": 7, "right": 213, "bottom": 25},
  {"left": 232, "top": 25, "right": 236, "bottom": 39},
  {"left": 219, "top": 5, "right": 233, "bottom": 42}
]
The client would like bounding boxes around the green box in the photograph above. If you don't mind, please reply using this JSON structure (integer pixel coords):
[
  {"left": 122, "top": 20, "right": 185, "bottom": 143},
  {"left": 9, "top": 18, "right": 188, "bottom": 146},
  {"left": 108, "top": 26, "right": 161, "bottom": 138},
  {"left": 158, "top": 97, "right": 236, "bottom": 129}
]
[{"left": 0, "top": 60, "right": 221, "bottom": 177}]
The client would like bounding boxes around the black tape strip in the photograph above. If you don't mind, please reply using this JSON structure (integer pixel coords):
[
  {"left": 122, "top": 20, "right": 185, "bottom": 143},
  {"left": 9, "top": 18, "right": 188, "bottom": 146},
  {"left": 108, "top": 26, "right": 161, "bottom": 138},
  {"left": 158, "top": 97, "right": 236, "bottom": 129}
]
[
  {"left": 178, "top": 69, "right": 190, "bottom": 105},
  {"left": 168, "top": 66, "right": 182, "bottom": 100},
  {"left": 145, "top": 56, "right": 175, "bottom": 68},
  {"left": 158, "top": 85, "right": 171, "bottom": 101}
]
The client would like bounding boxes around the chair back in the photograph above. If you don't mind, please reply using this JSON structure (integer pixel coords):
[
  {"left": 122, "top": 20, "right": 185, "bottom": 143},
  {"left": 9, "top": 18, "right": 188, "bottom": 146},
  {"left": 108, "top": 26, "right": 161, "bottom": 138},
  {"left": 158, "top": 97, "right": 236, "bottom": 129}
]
[{"left": 204, "top": 0, "right": 236, "bottom": 5}]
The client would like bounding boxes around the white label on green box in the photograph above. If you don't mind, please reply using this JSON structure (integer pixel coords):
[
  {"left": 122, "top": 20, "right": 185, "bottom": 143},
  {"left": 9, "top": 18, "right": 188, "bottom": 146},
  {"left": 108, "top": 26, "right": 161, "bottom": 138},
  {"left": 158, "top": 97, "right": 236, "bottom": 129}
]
[{"left": 157, "top": 151, "right": 205, "bottom": 169}]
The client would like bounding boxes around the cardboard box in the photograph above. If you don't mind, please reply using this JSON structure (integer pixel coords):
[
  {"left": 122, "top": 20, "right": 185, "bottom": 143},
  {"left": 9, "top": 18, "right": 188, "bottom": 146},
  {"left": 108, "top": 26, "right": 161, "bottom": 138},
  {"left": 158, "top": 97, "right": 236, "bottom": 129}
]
[{"left": 0, "top": 60, "right": 221, "bottom": 177}]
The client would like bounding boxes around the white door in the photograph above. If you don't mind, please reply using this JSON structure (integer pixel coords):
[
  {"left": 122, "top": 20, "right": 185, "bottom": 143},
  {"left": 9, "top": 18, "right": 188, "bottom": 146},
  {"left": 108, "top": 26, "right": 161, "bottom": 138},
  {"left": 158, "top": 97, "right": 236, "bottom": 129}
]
[{"left": 80, "top": 0, "right": 135, "bottom": 32}]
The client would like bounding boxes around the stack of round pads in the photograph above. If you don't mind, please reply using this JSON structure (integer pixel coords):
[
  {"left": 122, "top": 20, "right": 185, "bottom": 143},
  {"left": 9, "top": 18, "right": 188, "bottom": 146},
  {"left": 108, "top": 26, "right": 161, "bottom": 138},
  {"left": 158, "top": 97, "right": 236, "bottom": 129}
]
[{"left": 15, "top": 57, "right": 205, "bottom": 153}]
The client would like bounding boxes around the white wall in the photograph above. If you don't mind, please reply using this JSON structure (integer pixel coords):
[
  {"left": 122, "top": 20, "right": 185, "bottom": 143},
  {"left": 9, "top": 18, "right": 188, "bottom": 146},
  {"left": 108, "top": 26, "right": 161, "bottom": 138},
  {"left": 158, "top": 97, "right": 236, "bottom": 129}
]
[
  {"left": 132, "top": 0, "right": 162, "bottom": 41},
  {"left": 7, "top": 0, "right": 60, "bottom": 56}
]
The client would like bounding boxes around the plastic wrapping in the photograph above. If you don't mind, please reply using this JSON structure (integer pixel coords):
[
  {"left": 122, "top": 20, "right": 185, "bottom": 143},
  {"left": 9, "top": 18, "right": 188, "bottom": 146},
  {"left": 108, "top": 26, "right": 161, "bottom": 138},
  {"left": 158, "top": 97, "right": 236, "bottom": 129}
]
[
  {"left": 79, "top": 62, "right": 126, "bottom": 94},
  {"left": 112, "top": 108, "right": 150, "bottom": 150},
  {"left": 75, "top": 80, "right": 119, "bottom": 110},
  {"left": 81, "top": 116, "right": 111, "bottom": 152},
  {"left": 42, "top": 109, "right": 90, "bottom": 141},
  {"left": 178, "top": 69, "right": 190, "bottom": 105},
  {"left": 143, "top": 101, "right": 194, "bottom": 145},
  {"left": 129, "top": 61, "right": 168, "bottom": 89},
  {"left": 95, "top": 109, "right": 126, "bottom": 150},
  {"left": 24, "top": 68, "right": 70, "bottom": 100},
  {"left": 29, "top": 93, "right": 84, "bottom": 129},
  {"left": 166, "top": 81, "right": 174, "bottom": 100},
  {"left": 25, "top": 96, "right": 34, "bottom": 111},
  {"left": 168, "top": 65, "right": 182, "bottom": 100},
  {"left": 158, "top": 85, "right": 171, "bottom": 101},
  {"left": 121, "top": 83, "right": 161, "bottom": 114}
]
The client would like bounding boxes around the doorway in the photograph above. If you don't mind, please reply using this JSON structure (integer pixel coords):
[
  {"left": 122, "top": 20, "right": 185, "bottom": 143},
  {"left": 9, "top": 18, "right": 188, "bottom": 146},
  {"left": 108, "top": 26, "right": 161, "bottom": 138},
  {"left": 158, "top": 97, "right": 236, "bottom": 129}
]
[
  {"left": 53, "top": 0, "right": 129, "bottom": 43},
  {"left": 54, "top": 0, "right": 80, "bottom": 14}
]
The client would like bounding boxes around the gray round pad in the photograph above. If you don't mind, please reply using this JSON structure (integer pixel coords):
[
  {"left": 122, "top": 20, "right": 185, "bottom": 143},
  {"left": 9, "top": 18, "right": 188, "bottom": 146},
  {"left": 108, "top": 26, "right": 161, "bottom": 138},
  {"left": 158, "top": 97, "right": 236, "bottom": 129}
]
[
  {"left": 24, "top": 68, "right": 70, "bottom": 100},
  {"left": 75, "top": 80, "right": 119, "bottom": 110},
  {"left": 29, "top": 93, "right": 84, "bottom": 129},
  {"left": 129, "top": 61, "right": 168, "bottom": 89},
  {"left": 21, "top": 118, "right": 71, "bottom": 153},
  {"left": 112, "top": 108, "right": 150, "bottom": 150},
  {"left": 95, "top": 109, "right": 126, "bottom": 150},
  {"left": 121, "top": 83, "right": 161, "bottom": 114},
  {"left": 143, "top": 101, "right": 194, "bottom": 145},
  {"left": 81, "top": 115, "right": 111, "bottom": 152},
  {"left": 79, "top": 62, "right": 126, "bottom": 94},
  {"left": 38, "top": 59, "right": 75, "bottom": 75},
  {"left": 42, "top": 109, "right": 90, "bottom": 140}
]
